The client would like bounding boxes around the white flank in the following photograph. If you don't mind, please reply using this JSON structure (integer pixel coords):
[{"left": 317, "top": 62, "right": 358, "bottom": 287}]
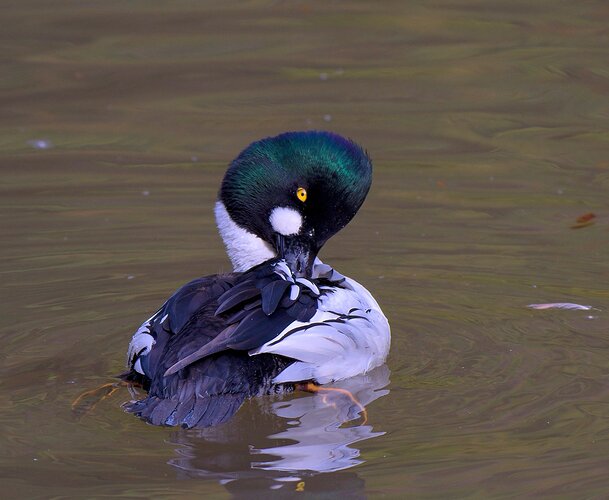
[
  {"left": 215, "top": 201, "right": 275, "bottom": 271},
  {"left": 127, "top": 311, "right": 158, "bottom": 373},
  {"left": 269, "top": 206, "right": 302, "bottom": 236},
  {"left": 250, "top": 261, "right": 391, "bottom": 384}
]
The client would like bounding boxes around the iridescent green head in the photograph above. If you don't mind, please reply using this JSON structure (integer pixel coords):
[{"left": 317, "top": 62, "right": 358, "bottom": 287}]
[{"left": 217, "top": 131, "right": 373, "bottom": 276}]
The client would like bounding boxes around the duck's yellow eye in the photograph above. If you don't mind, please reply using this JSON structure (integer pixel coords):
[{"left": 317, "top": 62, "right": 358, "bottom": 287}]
[{"left": 296, "top": 187, "right": 307, "bottom": 202}]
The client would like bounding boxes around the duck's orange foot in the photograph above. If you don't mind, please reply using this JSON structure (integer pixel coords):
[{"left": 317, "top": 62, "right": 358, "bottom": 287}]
[
  {"left": 296, "top": 381, "right": 368, "bottom": 424},
  {"left": 71, "top": 381, "right": 131, "bottom": 419}
]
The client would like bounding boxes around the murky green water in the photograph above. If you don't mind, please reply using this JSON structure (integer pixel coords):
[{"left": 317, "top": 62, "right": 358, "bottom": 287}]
[{"left": 3, "top": 0, "right": 609, "bottom": 497}]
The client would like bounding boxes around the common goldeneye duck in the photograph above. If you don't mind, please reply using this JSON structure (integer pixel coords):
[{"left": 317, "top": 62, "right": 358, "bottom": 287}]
[{"left": 122, "top": 131, "right": 390, "bottom": 428}]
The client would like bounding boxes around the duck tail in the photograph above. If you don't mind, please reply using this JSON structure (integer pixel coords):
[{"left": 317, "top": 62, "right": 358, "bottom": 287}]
[{"left": 123, "top": 393, "right": 246, "bottom": 428}]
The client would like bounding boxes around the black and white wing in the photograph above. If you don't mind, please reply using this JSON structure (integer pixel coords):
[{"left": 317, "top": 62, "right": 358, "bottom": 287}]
[
  {"left": 251, "top": 264, "right": 391, "bottom": 385},
  {"left": 122, "top": 260, "right": 322, "bottom": 428}
]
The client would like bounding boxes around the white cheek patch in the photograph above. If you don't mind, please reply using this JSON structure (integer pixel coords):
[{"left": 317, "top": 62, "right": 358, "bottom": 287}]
[{"left": 269, "top": 206, "right": 303, "bottom": 236}]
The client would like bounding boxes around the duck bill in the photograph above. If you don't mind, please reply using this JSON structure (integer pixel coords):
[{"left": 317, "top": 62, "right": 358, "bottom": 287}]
[{"left": 275, "top": 234, "right": 317, "bottom": 278}]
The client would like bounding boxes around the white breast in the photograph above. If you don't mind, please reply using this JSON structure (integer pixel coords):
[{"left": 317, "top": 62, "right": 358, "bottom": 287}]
[{"left": 250, "top": 266, "right": 391, "bottom": 385}]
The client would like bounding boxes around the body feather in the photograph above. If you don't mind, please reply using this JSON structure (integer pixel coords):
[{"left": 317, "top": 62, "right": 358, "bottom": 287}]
[
  {"left": 123, "top": 259, "right": 389, "bottom": 427},
  {"left": 122, "top": 131, "right": 390, "bottom": 428}
]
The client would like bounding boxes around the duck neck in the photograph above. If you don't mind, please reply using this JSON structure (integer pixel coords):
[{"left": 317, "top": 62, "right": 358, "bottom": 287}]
[{"left": 214, "top": 201, "right": 275, "bottom": 272}]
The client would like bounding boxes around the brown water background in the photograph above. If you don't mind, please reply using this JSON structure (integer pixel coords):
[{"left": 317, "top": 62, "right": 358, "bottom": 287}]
[{"left": 2, "top": 0, "right": 609, "bottom": 497}]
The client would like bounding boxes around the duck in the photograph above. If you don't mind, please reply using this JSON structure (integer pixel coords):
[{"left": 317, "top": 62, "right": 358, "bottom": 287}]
[{"left": 121, "top": 131, "right": 391, "bottom": 428}]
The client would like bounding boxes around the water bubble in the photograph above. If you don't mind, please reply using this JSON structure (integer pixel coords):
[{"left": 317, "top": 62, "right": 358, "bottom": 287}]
[
  {"left": 319, "top": 72, "right": 328, "bottom": 81},
  {"left": 27, "top": 139, "right": 54, "bottom": 150},
  {"left": 323, "top": 114, "right": 332, "bottom": 122}
]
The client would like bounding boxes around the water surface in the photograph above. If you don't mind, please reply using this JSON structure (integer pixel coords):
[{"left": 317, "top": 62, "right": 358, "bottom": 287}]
[{"left": 2, "top": 0, "right": 609, "bottom": 497}]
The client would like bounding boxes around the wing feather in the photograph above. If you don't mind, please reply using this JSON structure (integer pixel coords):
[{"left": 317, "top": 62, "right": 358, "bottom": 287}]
[{"left": 122, "top": 258, "right": 370, "bottom": 427}]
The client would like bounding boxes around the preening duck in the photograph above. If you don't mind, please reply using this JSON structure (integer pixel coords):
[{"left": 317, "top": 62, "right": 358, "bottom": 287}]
[{"left": 122, "top": 131, "right": 390, "bottom": 427}]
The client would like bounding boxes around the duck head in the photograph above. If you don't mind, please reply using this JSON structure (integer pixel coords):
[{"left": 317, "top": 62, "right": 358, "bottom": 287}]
[{"left": 215, "top": 131, "right": 373, "bottom": 277}]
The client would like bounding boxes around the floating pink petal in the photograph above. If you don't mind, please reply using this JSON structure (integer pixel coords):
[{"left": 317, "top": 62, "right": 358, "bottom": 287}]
[{"left": 527, "top": 303, "right": 593, "bottom": 311}]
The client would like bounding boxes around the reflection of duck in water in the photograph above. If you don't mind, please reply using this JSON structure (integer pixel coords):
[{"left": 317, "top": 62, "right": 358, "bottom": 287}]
[
  {"left": 168, "top": 367, "right": 390, "bottom": 492},
  {"left": 122, "top": 131, "right": 391, "bottom": 428},
  {"left": 252, "top": 366, "right": 390, "bottom": 474}
]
